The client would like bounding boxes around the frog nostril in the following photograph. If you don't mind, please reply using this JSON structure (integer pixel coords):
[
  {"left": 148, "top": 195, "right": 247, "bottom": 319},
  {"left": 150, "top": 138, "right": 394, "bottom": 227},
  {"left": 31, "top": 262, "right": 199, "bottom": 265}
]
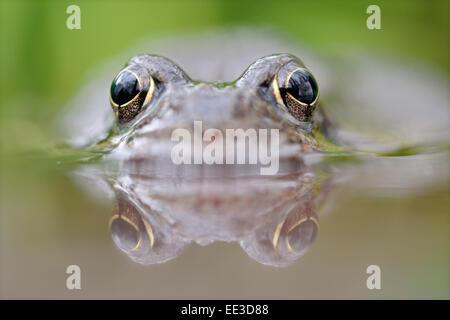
[{"left": 284, "top": 68, "right": 318, "bottom": 105}]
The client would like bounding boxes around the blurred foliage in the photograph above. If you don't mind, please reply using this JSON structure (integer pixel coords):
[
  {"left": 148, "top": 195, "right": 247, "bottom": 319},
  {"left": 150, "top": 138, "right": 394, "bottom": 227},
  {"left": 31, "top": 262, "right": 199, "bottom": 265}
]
[
  {"left": 0, "top": 0, "right": 448, "bottom": 120},
  {"left": 0, "top": 0, "right": 448, "bottom": 156}
]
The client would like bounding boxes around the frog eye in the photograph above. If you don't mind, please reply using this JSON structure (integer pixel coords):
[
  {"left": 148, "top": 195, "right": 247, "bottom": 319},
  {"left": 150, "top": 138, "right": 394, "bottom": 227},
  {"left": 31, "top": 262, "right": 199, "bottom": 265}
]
[
  {"left": 275, "top": 68, "right": 319, "bottom": 122},
  {"left": 110, "top": 69, "right": 155, "bottom": 123},
  {"left": 110, "top": 70, "right": 141, "bottom": 106}
]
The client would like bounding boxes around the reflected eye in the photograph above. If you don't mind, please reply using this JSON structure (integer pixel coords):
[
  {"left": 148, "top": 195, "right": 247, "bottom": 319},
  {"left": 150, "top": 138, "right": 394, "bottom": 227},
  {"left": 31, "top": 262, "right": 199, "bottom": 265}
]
[
  {"left": 110, "top": 215, "right": 142, "bottom": 252},
  {"left": 284, "top": 69, "right": 318, "bottom": 105},
  {"left": 285, "top": 218, "right": 318, "bottom": 254},
  {"left": 110, "top": 70, "right": 141, "bottom": 106}
]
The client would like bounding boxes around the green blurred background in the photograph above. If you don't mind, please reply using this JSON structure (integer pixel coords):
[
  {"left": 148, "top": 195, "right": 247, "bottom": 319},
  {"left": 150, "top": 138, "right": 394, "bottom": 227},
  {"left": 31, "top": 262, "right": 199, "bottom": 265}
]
[{"left": 0, "top": 0, "right": 448, "bottom": 299}]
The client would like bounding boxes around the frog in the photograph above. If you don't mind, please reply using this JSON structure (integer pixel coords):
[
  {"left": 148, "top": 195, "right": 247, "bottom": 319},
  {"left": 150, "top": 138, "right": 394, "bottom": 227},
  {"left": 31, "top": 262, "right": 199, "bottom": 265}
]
[{"left": 92, "top": 52, "right": 336, "bottom": 267}]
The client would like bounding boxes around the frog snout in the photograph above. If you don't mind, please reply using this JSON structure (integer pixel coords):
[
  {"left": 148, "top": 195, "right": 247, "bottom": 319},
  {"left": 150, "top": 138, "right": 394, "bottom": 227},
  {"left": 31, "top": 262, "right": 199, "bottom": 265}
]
[{"left": 119, "top": 85, "right": 294, "bottom": 177}]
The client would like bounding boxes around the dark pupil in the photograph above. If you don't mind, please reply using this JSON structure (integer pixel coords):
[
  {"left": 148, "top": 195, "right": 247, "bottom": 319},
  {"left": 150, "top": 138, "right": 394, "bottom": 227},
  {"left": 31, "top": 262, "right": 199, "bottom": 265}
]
[
  {"left": 286, "top": 69, "right": 318, "bottom": 104},
  {"left": 110, "top": 71, "right": 140, "bottom": 105}
]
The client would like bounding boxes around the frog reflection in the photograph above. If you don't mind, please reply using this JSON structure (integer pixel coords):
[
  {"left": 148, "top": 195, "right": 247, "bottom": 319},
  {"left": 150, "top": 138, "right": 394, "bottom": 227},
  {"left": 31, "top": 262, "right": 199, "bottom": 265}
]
[
  {"left": 63, "top": 32, "right": 450, "bottom": 269},
  {"left": 109, "top": 171, "right": 324, "bottom": 267}
]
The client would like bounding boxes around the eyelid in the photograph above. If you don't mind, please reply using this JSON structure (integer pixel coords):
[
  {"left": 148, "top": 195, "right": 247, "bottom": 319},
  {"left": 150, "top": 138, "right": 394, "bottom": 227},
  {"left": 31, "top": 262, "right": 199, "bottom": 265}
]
[
  {"left": 109, "top": 214, "right": 142, "bottom": 251},
  {"left": 271, "top": 76, "right": 284, "bottom": 105}
]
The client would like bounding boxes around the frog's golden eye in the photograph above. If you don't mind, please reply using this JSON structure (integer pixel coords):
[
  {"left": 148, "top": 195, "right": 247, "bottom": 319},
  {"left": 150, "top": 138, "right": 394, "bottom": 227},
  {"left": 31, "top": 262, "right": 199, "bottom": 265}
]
[
  {"left": 110, "top": 69, "right": 155, "bottom": 123},
  {"left": 272, "top": 214, "right": 318, "bottom": 255},
  {"left": 274, "top": 68, "right": 319, "bottom": 122},
  {"left": 109, "top": 213, "right": 154, "bottom": 253},
  {"left": 109, "top": 214, "right": 142, "bottom": 252}
]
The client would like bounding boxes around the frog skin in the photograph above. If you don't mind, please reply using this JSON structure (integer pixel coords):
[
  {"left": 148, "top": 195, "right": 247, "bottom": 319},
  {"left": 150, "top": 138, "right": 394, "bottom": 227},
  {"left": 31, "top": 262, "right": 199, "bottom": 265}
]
[
  {"left": 92, "top": 53, "right": 335, "bottom": 267},
  {"left": 62, "top": 31, "right": 449, "bottom": 267}
]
